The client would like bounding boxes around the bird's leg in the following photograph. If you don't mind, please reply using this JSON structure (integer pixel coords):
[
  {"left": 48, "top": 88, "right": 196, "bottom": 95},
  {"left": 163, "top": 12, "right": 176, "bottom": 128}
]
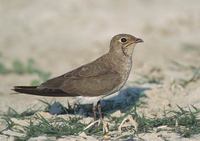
[
  {"left": 97, "top": 100, "right": 109, "bottom": 135},
  {"left": 97, "top": 100, "right": 103, "bottom": 120},
  {"left": 84, "top": 102, "right": 100, "bottom": 131},
  {"left": 93, "top": 104, "right": 97, "bottom": 121},
  {"left": 84, "top": 98, "right": 109, "bottom": 134}
]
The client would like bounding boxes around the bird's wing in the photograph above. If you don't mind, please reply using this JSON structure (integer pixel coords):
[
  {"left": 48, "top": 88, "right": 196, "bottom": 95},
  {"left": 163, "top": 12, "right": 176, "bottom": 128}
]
[
  {"left": 39, "top": 58, "right": 108, "bottom": 89},
  {"left": 60, "top": 69, "right": 121, "bottom": 96},
  {"left": 39, "top": 58, "right": 121, "bottom": 97}
]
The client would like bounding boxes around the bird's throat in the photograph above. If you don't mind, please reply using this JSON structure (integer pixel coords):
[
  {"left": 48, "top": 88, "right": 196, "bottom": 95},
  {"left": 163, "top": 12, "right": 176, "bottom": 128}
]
[{"left": 122, "top": 46, "right": 134, "bottom": 58}]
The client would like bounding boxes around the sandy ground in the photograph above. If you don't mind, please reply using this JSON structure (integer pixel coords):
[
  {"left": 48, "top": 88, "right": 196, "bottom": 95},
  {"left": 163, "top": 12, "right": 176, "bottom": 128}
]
[{"left": 0, "top": 0, "right": 200, "bottom": 140}]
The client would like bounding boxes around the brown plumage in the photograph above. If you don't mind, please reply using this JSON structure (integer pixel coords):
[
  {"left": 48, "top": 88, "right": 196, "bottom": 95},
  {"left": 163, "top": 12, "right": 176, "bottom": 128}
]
[
  {"left": 13, "top": 34, "right": 143, "bottom": 119},
  {"left": 13, "top": 34, "right": 143, "bottom": 98}
]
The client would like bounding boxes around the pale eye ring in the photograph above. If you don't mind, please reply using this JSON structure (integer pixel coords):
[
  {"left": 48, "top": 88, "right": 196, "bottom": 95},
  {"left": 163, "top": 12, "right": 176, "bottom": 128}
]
[{"left": 120, "top": 38, "right": 127, "bottom": 43}]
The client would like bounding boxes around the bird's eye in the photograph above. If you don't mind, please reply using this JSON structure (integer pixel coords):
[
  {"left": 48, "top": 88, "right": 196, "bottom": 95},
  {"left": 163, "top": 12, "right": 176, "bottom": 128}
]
[{"left": 120, "top": 38, "right": 127, "bottom": 43}]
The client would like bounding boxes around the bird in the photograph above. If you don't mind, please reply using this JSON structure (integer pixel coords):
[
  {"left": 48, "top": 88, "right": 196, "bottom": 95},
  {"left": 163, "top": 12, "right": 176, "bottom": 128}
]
[{"left": 13, "top": 33, "right": 143, "bottom": 120}]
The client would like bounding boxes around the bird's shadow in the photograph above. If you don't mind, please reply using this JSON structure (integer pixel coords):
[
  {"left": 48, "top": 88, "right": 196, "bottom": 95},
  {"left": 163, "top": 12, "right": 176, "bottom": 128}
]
[
  {"left": 47, "top": 86, "right": 151, "bottom": 117},
  {"left": 101, "top": 86, "right": 150, "bottom": 113}
]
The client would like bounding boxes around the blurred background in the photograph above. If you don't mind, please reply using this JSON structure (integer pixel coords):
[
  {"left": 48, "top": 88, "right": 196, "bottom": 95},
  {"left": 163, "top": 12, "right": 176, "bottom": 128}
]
[{"left": 0, "top": 0, "right": 200, "bottom": 114}]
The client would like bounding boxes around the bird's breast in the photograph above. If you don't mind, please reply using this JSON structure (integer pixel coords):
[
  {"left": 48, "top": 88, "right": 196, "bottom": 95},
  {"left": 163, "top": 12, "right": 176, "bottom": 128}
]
[
  {"left": 107, "top": 58, "right": 132, "bottom": 95},
  {"left": 118, "top": 58, "right": 132, "bottom": 88}
]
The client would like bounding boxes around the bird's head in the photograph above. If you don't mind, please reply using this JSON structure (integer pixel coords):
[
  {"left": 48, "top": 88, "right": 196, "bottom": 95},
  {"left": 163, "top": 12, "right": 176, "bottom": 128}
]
[{"left": 109, "top": 34, "right": 143, "bottom": 57}]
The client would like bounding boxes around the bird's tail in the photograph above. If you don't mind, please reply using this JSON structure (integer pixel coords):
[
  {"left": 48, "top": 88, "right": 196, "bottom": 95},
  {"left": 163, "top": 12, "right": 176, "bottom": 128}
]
[
  {"left": 13, "top": 86, "right": 41, "bottom": 95},
  {"left": 12, "top": 86, "right": 68, "bottom": 97}
]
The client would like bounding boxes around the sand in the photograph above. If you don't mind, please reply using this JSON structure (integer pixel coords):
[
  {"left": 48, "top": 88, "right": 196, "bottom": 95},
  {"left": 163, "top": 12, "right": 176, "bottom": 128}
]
[{"left": 0, "top": 0, "right": 200, "bottom": 140}]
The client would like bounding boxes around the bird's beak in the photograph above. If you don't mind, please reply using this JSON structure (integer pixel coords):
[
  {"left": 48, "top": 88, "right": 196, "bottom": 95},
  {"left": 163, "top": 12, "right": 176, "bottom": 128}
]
[{"left": 135, "top": 38, "right": 144, "bottom": 43}]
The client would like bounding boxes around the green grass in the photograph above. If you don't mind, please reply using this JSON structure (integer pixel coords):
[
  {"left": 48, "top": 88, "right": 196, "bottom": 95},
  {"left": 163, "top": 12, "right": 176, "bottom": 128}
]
[
  {"left": 12, "top": 59, "right": 27, "bottom": 74},
  {"left": 1, "top": 114, "right": 85, "bottom": 141},
  {"left": 12, "top": 58, "right": 51, "bottom": 85},
  {"left": 0, "top": 101, "right": 86, "bottom": 140},
  {"left": 135, "top": 105, "right": 200, "bottom": 137},
  {"left": 2, "top": 100, "right": 78, "bottom": 120},
  {"left": 0, "top": 58, "right": 51, "bottom": 85},
  {"left": 0, "top": 62, "right": 10, "bottom": 74},
  {"left": 182, "top": 43, "right": 200, "bottom": 53},
  {"left": 106, "top": 105, "right": 200, "bottom": 139},
  {"left": 3, "top": 107, "right": 39, "bottom": 119},
  {"left": 95, "top": 105, "right": 200, "bottom": 138},
  {"left": 170, "top": 60, "right": 200, "bottom": 87},
  {"left": 21, "top": 115, "right": 85, "bottom": 140},
  {"left": 39, "top": 100, "right": 76, "bottom": 115},
  {"left": 1, "top": 101, "right": 200, "bottom": 140},
  {"left": 179, "top": 68, "right": 200, "bottom": 87},
  {"left": 2, "top": 100, "right": 73, "bottom": 119}
]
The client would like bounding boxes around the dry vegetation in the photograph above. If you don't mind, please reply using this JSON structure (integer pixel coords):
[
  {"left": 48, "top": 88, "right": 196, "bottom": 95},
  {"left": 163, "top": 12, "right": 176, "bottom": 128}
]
[{"left": 0, "top": 0, "right": 200, "bottom": 140}]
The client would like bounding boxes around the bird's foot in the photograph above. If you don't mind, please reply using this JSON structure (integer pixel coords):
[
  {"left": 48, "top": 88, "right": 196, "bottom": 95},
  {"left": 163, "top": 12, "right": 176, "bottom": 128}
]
[
  {"left": 84, "top": 119, "right": 101, "bottom": 131},
  {"left": 84, "top": 99, "right": 110, "bottom": 136},
  {"left": 84, "top": 119, "right": 109, "bottom": 135},
  {"left": 102, "top": 120, "right": 109, "bottom": 135}
]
